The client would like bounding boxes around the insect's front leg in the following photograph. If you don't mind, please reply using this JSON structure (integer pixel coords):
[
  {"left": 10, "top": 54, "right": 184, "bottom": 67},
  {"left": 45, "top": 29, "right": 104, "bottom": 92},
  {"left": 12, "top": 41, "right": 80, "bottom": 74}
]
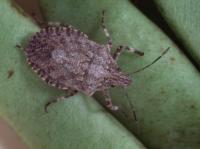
[
  {"left": 45, "top": 89, "right": 77, "bottom": 113},
  {"left": 101, "top": 10, "right": 112, "bottom": 51},
  {"left": 112, "top": 45, "right": 144, "bottom": 61}
]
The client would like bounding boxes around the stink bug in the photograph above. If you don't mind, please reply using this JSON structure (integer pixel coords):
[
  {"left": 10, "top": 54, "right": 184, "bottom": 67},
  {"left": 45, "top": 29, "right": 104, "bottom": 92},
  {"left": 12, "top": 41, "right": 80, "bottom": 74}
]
[{"left": 17, "top": 10, "right": 168, "bottom": 113}]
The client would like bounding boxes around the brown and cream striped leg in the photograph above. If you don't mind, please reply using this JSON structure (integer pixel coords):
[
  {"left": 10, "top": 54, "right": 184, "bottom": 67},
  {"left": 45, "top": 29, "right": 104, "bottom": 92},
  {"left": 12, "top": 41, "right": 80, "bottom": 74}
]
[
  {"left": 113, "top": 45, "right": 144, "bottom": 61},
  {"left": 101, "top": 10, "right": 112, "bottom": 51},
  {"left": 102, "top": 89, "right": 119, "bottom": 111},
  {"left": 44, "top": 89, "right": 77, "bottom": 113}
]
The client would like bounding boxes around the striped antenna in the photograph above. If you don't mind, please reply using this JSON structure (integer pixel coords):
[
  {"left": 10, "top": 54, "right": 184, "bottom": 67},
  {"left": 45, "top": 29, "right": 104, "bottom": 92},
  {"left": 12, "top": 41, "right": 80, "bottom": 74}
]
[{"left": 128, "top": 47, "right": 170, "bottom": 75}]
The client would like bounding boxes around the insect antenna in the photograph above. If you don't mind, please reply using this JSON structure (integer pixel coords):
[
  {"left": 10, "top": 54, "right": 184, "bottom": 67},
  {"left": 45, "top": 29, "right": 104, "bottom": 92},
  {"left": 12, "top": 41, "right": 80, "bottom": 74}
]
[
  {"left": 122, "top": 88, "right": 138, "bottom": 121},
  {"left": 122, "top": 47, "right": 169, "bottom": 121},
  {"left": 128, "top": 47, "right": 170, "bottom": 75}
]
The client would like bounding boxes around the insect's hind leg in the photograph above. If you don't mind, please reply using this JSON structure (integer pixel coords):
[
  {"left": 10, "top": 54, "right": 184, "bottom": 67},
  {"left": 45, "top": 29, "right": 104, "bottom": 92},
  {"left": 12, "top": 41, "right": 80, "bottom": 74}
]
[
  {"left": 102, "top": 90, "right": 119, "bottom": 111},
  {"left": 113, "top": 45, "right": 144, "bottom": 61},
  {"left": 101, "top": 10, "right": 112, "bottom": 51},
  {"left": 45, "top": 89, "right": 77, "bottom": 113}
]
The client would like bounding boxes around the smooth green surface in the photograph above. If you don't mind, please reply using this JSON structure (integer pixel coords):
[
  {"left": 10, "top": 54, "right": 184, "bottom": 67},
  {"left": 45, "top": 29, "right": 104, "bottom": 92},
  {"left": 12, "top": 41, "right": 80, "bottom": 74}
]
[
  {"left": 0, "top": 0, "right": 146, "bottom": 149},
  {"left": 155, "top": 0, "right": 200, "bottom": 65},
  {"left": 40, "top": 0, "right": 200, "bottom": 149}
]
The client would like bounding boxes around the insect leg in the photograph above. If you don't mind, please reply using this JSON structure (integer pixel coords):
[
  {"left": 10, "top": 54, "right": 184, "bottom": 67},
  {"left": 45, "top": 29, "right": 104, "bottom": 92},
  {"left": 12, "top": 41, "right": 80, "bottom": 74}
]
[
  {"left": 31, "top": 12, "right": 46, "bottom": 27},
  {"left": 113, "top": 45, "right": 144, "bottom": 60},
  {"left": 16, "top": 44, "right": 23, "bottom": 50},
  {"left": 44, "top": 89, "right": 77, "bottom": 113},
  {"left": 102, "top": 90, "right": 119, "bottom": 111},
  {"left": 101, "top": 10, "right": 112, "bottom": 51}
]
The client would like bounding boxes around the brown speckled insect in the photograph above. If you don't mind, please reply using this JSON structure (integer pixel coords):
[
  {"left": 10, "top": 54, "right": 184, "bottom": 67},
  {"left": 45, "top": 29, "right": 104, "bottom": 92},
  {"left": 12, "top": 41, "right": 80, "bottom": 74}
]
[{"left": 18, "top": 11, "right": 167, "bottom": 113}]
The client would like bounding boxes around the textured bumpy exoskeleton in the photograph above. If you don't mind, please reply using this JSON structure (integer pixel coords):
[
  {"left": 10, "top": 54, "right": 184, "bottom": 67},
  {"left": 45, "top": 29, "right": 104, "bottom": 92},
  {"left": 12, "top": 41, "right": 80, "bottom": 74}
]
[{"left": 19, "top": 11, "right": 145, "bottom": 112}]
